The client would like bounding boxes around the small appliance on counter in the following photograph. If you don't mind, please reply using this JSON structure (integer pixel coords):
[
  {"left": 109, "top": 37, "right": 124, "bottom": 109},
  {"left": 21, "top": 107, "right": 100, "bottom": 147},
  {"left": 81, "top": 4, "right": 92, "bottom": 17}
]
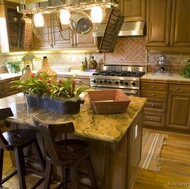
[{"left": 152, "top": 55, "right": 172, "bottom": 75}]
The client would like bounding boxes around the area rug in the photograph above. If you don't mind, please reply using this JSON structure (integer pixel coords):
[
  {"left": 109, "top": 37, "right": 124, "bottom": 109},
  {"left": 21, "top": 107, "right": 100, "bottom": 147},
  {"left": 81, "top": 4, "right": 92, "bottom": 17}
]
[{"left": 139, "top": 130, "right": 168, "bottom": 172}]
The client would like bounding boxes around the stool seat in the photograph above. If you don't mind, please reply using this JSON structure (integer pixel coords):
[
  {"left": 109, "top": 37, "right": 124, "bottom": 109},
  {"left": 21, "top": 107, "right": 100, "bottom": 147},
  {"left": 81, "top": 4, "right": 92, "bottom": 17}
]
[
  {"left": 0, "top": 107, "right": 45, "bottom": 189},
  {"left": 56, "top": 139, "right": 89, "bottom": 164},
  {"left": 2, "top": 129, "right": 36, "bottom": 149},
  {"left": 32, "top": 114, "right": 98, "bottom": 189}
]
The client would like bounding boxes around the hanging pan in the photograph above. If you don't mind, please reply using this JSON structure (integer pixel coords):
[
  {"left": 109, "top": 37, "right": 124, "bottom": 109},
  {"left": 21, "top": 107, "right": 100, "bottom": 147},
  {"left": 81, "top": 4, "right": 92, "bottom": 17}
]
[{"left": 69, "top": 11, "right": 92, "bottom": 35}]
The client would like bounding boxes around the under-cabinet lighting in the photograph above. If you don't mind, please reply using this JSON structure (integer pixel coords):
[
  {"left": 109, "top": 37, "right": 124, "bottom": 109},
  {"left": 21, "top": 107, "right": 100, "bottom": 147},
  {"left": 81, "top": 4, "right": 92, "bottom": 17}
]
[{"left": 33, "top": 12, "right": 44, "bottom": 27}]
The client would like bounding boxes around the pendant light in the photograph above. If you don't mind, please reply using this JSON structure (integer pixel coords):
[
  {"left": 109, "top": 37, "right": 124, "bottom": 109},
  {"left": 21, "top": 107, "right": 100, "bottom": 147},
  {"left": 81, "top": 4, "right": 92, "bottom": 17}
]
[
  {"left": 91, "top": 6, "right": 103, "bottom": 23},
  {"left": 60, "top": 9, "right": 70, "bottom": 25},
  {"left": 33, "top": 12, "right": 44, "bottom": 27}
]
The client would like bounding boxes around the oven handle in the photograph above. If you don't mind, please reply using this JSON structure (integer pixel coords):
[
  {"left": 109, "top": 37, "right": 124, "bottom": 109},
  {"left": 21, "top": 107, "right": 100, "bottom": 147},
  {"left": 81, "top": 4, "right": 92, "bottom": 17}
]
[{"left": 92, "top": 88, "right": 139, "bottom": 96}]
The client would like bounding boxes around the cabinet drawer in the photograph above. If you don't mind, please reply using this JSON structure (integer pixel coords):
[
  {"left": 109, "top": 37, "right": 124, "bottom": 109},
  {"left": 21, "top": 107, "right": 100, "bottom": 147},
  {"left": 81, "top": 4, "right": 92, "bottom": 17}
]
[
  {"left": 141, "top": 83, "right": 168, "bottom": 91},
  {"left": 144, "top": 98, "right": 167, "bottom": 113},
  {"left": 143, "top": 114, "right": 166, "bottom": 127},
  {"left": 141, "top": 90, "right": 168, "bottom": 98},
  {"left": 169, "top": 84, "right": 190, "bottom": 93}
]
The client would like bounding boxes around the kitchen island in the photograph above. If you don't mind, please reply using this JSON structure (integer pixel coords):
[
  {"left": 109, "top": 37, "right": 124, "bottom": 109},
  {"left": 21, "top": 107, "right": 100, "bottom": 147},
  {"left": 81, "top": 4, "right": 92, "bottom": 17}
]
[{"left": 0, "top": 93, "right": 146, "bottom": 189}]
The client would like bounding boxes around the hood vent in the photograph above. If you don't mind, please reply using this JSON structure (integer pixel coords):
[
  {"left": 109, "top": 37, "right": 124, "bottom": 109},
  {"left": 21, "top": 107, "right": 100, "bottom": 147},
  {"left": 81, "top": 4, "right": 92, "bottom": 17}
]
[{"left": 93, "top": 21, "right": 146, "bottom": 37}]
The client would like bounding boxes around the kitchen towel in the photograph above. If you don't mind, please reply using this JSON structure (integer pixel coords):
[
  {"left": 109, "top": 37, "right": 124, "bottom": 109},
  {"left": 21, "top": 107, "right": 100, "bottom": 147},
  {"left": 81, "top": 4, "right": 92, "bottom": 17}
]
[{"left": 139, "top": 130, "right": 168, "bottom": 172}]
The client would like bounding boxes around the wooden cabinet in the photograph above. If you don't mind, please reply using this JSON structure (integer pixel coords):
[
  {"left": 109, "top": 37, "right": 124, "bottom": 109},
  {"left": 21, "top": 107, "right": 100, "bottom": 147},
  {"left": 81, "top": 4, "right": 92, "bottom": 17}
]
[
  {"left": 118, "top": 0, "right": 145, "bottom": 21},
  {"left": 0, "top": 77, "right": 21, "bottom": 98},
  {"left": 167, "top": 84, "right": 190, "bottom": 130},
  {"left": 146, "top": 0, "right": 190, "bottom": 51},
  {"left": 0, "top": 1, "right": 21, "bottom": 52},
  {"left": 32, "top": 13, "right": 97, "bottom": 51},
  {"left": 141, "top": 82, "right": 168, "bottom": 128}
]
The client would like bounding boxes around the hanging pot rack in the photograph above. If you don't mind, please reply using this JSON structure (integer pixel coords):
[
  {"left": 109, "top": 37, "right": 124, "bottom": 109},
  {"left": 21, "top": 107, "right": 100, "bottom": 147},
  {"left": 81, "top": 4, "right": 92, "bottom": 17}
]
[{"left": 17, "top": 0, "right": 119, "bottom": 15}]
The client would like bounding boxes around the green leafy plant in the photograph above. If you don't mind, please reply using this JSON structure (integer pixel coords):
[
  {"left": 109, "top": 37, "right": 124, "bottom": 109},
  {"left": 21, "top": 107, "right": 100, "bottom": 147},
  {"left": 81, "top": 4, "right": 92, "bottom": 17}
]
[
  {"left": 11, "top": 72, "right": 91, "bottom": 101},
  {"left": 4, "top": 61, "right": 21, "bottom": 73},
  {"left": 181, "top": 60, "right": 190, "bottom": 78}
]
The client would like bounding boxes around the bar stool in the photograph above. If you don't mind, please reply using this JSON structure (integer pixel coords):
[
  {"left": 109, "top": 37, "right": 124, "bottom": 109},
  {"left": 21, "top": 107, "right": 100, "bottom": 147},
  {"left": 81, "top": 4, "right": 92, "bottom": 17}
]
[
  {"left": 0, "top": 107, "right": 45, "bottom": 189},
  {"left": 32, "top": 114, "right": 98, "bottom": 189}
]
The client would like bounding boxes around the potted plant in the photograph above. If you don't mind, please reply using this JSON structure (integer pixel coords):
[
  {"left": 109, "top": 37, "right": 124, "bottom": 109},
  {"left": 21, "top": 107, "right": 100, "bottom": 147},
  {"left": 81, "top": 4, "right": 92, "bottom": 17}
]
[
  {"left": 11, "top": 72, "right": 91, "bottom": 114},
  {"left": 4, "top": 61, "right": 22, "bottom": 73},
  {"left": 181, "top": 59, "right": 190, "bottom": 78}
]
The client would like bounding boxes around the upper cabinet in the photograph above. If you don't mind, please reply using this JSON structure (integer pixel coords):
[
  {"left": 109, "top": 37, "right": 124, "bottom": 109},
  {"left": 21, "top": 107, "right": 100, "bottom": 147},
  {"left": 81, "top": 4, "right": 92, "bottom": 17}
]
[
  {"left": 31, "top": 13, "right": 98, "bottom": 51},
  {"left": 118, "top": 0, "right": 145, "bottom": 21},
  {"left": 146, "top": 0, "right": 190, "bottom": 51},
  {"left": 0, "top": 1, "right": 22, "bottom": 52}
]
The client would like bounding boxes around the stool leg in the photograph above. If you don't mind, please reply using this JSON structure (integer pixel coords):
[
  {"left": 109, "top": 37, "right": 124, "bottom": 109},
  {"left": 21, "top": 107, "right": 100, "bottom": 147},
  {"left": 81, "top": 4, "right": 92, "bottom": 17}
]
[
  {"left": 70, "top": 163, "right": 79, "bottom": 189},
  {"left": 14, "top": 147, "right": 26, "bottom": 189},
  {"left": 33, "top": 138, "right": 45, "bottom": 171},
  {"left": 44, "top": 158, "right": 53, "bottom": 189},
  {"left": 85, "top": 155, "right": 98, "bottom": 189},
  {"left": 0, "top": 148, "right": 4, "bottom": 186}
]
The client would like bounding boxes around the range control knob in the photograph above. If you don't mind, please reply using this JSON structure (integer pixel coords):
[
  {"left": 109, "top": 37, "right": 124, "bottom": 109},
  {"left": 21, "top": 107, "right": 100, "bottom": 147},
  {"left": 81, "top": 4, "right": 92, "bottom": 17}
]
[
  {"left": 99, "top": 80, "right": 103, "bottom": 84},
  {"left": 115, "top": 81, "right": 119, "bottom": 85},
  {"left": 91, "top": 79, "right": 96, "bottom": 83},
  {"left": 120, "top": 80, "right": 124, "bottom": 84},
  {"left": 104, "top": 79, "right": 107, "bottom": 83},
  {"left": 124, "top": 81, "right": 129, "bottom": 86},
  {"left": 108, "top": 80, "right": 112, "bottom": 84},
  {"left": 132, "top": 82, "right": 136, "bottom": 86}
]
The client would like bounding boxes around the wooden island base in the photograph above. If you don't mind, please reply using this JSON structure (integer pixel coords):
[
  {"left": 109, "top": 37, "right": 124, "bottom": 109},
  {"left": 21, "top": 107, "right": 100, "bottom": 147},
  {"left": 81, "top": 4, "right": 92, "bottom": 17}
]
[{"left": 1, "top": 93, "right": 146, "bottom": 189}]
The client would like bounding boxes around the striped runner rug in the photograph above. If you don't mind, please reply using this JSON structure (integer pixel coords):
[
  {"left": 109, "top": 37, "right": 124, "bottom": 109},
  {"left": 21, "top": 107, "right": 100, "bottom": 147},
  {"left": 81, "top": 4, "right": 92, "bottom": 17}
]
[{"left": 139, "top": 130, "right": 168, "bottom": 172}]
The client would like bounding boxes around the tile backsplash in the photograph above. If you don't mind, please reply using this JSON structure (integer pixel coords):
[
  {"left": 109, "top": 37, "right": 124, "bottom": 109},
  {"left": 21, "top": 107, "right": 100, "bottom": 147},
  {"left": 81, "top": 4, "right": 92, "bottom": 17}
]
[{"left": 0, "top": 37, "right": 190, "bottom": 74}]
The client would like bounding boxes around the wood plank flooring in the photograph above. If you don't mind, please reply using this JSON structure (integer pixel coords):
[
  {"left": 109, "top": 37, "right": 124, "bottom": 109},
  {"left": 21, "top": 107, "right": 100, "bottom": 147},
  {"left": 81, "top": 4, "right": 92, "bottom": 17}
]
[
  {"left": 1, "top": 129, "right": 190, "bottom": 189},
  {"left": 133, "top": 130, "right": 190, "bottom": 189}
]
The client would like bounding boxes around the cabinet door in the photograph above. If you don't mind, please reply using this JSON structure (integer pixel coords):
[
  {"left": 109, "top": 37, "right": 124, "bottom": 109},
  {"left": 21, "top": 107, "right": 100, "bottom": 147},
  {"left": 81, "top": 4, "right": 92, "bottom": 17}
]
[
  {"left": 6, "top": 6, "right": 22, "bottom": 51},
  {"left": 146, "top": 0, "right": 171, "bottom": 47},
  {"left": 75, "top": 30, "right": 97, "bottom": 49},
  {"left": 32, "top": 13, "right": 73, "bottom": 50},
  {"left": 170, "top": 0, "right": 190, "bottom": 47},
  {"left": 167, "top": 92, "right": 190, "bottom": 130},
  {"left": 119, "top": 0, "right": 145, "bottom": 21}
]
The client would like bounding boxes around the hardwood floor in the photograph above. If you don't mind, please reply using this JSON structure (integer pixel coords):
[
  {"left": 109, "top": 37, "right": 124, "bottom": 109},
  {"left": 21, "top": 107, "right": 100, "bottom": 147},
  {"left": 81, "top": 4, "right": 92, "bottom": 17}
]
[
  {"left": 133, "top": 130, "right": 190, "bottom": 189},
  {"left": 1, "top": 129, "right": 190, "bottom": 189}
]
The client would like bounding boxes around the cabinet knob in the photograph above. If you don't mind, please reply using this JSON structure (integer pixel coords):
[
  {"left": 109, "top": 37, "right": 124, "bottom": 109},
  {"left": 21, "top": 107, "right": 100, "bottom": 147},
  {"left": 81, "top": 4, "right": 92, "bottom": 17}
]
[
  {"left": 152, "top": 93, "right": 155, "bottom": 96},
  {"left": 152, "top": 86, "right": 155, "bottom": 89},
  {"left": 151, "top": 104, "right": 154, "bottom": 107},
  {"left": 176, "top": 87, "right": 179, "bottom": 90},
  {"left": 150, "top": 118, "right": 154, "bottom": 121}
]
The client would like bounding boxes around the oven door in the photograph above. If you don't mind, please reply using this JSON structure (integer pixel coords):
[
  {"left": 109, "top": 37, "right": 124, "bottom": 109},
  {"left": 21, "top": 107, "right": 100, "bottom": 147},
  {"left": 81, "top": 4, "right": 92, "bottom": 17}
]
[{"left": 92, "top": 87, "right": 139, "bottom": 96}]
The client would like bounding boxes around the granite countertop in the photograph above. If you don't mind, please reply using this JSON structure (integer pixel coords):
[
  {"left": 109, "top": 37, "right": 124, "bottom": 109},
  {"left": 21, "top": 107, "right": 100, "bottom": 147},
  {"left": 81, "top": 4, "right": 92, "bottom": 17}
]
[
  {"left": 0, "top": 93, "right": 146, "bottom": 143},
  {"left": 142, "top": 73, "right": 190, "bottom": 84}
]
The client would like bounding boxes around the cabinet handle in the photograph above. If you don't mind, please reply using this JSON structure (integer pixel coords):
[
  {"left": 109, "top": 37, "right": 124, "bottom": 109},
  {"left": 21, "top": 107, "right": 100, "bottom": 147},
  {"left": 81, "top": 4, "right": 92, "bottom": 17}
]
[{"left": 176, "top": 87, "right": 179, "bottom": 90}]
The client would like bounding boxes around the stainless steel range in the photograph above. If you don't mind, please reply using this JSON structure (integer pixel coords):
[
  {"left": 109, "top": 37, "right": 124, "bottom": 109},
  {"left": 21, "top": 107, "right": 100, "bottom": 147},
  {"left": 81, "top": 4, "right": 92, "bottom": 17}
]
[{"left": 90, "top": 64, "right": 147, "bottom": 96}]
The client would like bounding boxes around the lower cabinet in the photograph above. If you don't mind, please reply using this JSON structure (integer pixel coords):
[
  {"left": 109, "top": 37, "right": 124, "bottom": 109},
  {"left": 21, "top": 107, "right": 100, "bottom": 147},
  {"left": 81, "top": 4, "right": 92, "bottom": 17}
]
[
  {"left": 0, "top": 77, "right": 21, "bottom": 98},
  {"left": 141, "top": 82, "right": 168, "bottom": 128},
  {"left": 141, "top": 81, "right": 190, "bottom": 132},
  {"left": 167, "top": 84, "right": 190, "bottom": 130}
]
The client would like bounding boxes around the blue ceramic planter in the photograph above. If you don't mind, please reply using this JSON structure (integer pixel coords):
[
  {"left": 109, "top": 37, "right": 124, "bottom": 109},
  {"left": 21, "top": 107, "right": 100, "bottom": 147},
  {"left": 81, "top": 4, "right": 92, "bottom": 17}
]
[{"left": 26, "top": 95, "right": 84, "bottom": 114}]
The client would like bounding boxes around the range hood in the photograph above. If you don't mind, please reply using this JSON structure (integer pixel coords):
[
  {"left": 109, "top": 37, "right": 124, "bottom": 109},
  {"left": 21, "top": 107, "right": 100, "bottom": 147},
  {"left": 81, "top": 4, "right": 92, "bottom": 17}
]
[{"left": 93, "top": 21, "right": 146, "bottom": 37}]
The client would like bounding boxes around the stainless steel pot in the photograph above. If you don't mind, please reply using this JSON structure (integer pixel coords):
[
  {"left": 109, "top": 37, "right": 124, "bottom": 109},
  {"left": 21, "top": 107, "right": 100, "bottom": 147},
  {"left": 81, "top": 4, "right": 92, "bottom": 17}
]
[{"left": 69, "top": 11, "right": 92, "bottom": 34}]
